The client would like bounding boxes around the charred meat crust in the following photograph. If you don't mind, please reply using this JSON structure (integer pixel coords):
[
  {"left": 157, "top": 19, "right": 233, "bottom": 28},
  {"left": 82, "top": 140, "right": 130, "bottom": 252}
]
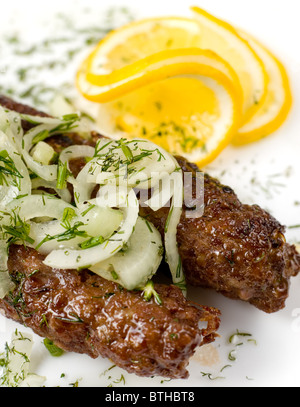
[{"left": 1, "top": 245, "right": 220, "bottom": 379}]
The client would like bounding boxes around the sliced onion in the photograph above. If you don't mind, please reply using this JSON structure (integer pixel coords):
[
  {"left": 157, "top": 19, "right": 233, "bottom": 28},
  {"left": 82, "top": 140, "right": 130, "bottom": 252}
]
[
  {"left": 6, "top": 195, "right": 74, "bottom": 223},
  {"left": 21, "top": 113, "right": 84, "bottom": 182},
  {"left": 164, "top": 164, "right": 186, "bottom": 294},
  {"left": 0, "top": 105, "right": 185, "bottom": 293},
  {"left": 0, "top": 240, "right": 9, "bottom": 270},
  {"left": 29, "top": 220, "right": 71, "bottom": 254},
  {"left": 30, "top": 204, "right": 123, "bottom": 254},
  {"left": 0, "top": 196, "right": 73, "bottom": 259},
  {"left": 72, "top": 156, "right": 100, "bottom": 204},
  {"left": 20, "top": 114, "right": 66, "bottom": 126},
  {"left": 78, "top": 202, "right": 123, "bottom": 237},
  {"left": 0, "top": 270, "right": 15, "bottom": 299},
  {"left": 0, "top": 230, "right": 10, "bottom": 277},
  {"left": 73, "top": 138, "right": 177, "bottom": 206},
  {"left": 0, "top": 107, "right": 24, "bottom": 151},
  {"left": 22, "top": 124, "right": 58, "bottom": 181},
  {"left": 59, "top": 144, "right": 95, "bottom": 185},
  {"left": 0, "top": 131, "right": 31, "bottom": 207},
  {"left": 43, "top": 189, "right": 139, "bottom": 269},
  {"left": 31, "top": 178, "right": 72, "bottom": 203},
  {"left": 48, "top": 93, "right": 76, "bottom": 117},
  {"left": 31, "top": 141, "right": 55, "bottom": 165},
  {"left": 93, "top": 138, "right": 176, "bottom": 189},
  {"left": 1, "top": 330, "right": 34, "bottom": 387},
  {"left": 90, "top": 216, "right": 163, "bottom": 290},
  {"left": 18, "top": 374, "right": 47, "bottom": 388},
  {"left": 95, "top": 184, "right": 129, "bottom": 208},
  {"left": 0, "top": 184, "right": 20, "bottom": 210},
  {"left": 59, "top": 144, "right": 95, "bottom": 164}
]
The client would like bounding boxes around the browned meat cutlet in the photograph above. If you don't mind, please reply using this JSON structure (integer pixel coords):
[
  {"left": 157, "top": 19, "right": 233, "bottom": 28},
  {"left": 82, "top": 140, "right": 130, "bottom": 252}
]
[
  {"left": 0, "top": 245, "right": 220, "bottom": 379},
  {"left": 45, "top": 116, "right": 300, "bottom": 313},
  {"left": 65, "top": 151, "right": 300, "bottom": 313},
  {"left": 141, "top": 158, "right": 300, "bottom": 313},
  {"left": 0, "top": 95, "right": 221, "bottom": 379}
]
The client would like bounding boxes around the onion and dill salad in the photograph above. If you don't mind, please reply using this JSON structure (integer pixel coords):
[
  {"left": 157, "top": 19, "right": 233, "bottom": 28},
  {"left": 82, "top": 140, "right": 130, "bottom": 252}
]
[{"left": 0, "top": 104, "right": 186, "bottom": 299}]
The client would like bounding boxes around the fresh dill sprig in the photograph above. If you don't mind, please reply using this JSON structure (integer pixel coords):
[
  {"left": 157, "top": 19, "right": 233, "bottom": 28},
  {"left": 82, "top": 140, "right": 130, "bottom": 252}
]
[
  {"left": 0, "top": 208, "right": 34, "bottom": 246},
  {"left": 0, "top": 150, "right": 23, "bottom": 188},
  {"left": 35, "top": 221, "right": 88, "bottom": 250},
  {"left": 92, "top": 139, "right": 165, "bottom": 176},
  {"left": 56, "top": 160, "right": 72, "bottom": 189}
]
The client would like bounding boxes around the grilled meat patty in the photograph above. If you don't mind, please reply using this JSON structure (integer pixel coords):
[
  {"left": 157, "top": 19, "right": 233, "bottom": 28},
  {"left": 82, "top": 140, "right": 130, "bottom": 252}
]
[
  {"left": 0, "top": 95, "right": 221, "bottom": 379},
  {"left": 67, "top": 150, "right": 300, "bottom": 313},
  {"left": 141, "top": 158, "right": 300, "bottom": 313},
  {"left": 1, "top": 245, "right": 220, "bottom": 379}
]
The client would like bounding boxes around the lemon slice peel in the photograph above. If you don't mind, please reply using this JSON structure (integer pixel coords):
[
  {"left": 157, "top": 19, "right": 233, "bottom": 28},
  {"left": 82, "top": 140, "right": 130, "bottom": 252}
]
[
  {"left": 191, "top": 6, "right": 268, "bottom": 123},
  {"left": 232, "top": 31, "right": 292, "bottom": 145},
  {"left": 77, "top": 48, "right": 243, "bottom": 103}
]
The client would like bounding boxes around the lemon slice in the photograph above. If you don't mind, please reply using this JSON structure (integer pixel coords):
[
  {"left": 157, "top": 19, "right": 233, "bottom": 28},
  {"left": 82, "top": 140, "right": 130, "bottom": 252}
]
[
  {"left": 77, "top": 48, "right": 242, "bottom": 167},
  {"left": 232, "top": 30, "right": 292, "bottom": 145},
  {"left": 77, "top": 43, "right": 240, "bottom": 102},
  {"left": 84, "top": 10, "right": 267, "bottom": 122},
  {"left": 191, "top": 7, "right": 268, "bottom": 122},
  {"left": 97, "top": 74, "right": 241, "bottom": 167},
  {"left": 75, "top": 9, "right": 272, "bottom": 166}
]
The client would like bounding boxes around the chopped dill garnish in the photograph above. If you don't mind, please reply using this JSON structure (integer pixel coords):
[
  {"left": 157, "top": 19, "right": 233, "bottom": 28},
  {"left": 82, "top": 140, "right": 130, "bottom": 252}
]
[
  {"left": 54, "top": 313, "right": 84, "bottom": 324},
  {"left": 79, "top": 235, "right": 105, "bottom": 250},
  {"left": 35, "top": 221, "right": 88, "bottom": 250},
  {"left": 56, "top": 160, "right": 72, "bottom": 189},
  {"left": 60, "top": 207, "right": 77, "bottom": 229},
  {"left": 31, "top": 129, "right": 50, "bottom": 145}
]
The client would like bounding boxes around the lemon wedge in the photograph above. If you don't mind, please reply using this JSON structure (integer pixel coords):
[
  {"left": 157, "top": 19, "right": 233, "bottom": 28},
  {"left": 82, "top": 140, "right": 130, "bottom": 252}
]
[
  {"left": 77, "top": 48, "right": 243, "bottom": 167},
  {"left": 232, "top": 30, "right": 292, "bottom": 145}
]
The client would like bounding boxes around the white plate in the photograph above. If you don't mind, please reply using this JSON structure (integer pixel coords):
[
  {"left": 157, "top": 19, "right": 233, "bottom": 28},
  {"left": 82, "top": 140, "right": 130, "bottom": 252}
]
[{"left": 0, "top": 0, "right": 300, "bottom": 388}]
